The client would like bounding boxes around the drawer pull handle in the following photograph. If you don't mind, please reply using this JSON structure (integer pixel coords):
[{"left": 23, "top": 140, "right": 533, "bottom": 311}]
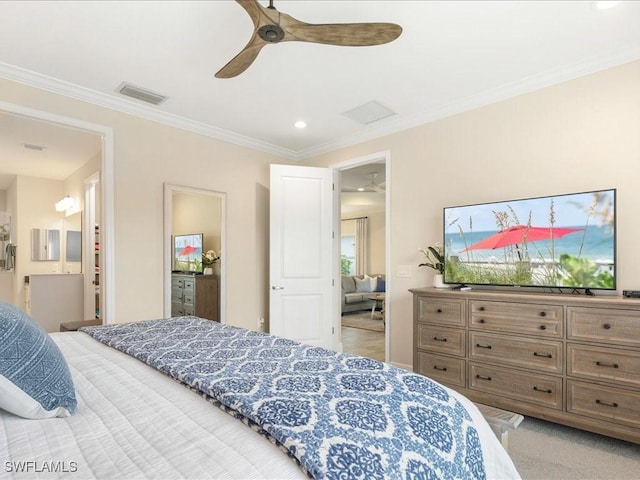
[
  {"left": 595, "top": 399, "right": 619, "bottom": 408},
  {"left": 533, "top": 386, "right": 552, "bottom": 394},
  {"left": 595, "top": 361, "right": 619, "bottom": 369},
  {"left": 478, "top": 306, "right": 485, "bottom": 311},
  {"left": 436, "top": 308, "right": 442, "bottom": 313},
  {"left": 539, "top": 311, "right": 547, "bottom": 317},
  {"left": 475, "top": 343, "right": 492, "bottom": 349},
  {"left": 476, "top": 374, "right": 492, "bottom": 381},
  {"left": 539, "top": 325, "right": 547, "bottom": 330},
  {"left": 478, "top": 319, "right": 486, "bottom": 324},
  {"left": 433, "top": 366, "right": 448, "bottom": 371},
  {"left": 603, "top": 323, "right": 612, "bottom": 330},
  {"left": 533, "top": 352, "right": 552, "bottom": 358},
  {"left": 433, "top": 337, "right": 447, "bottom": 342}
]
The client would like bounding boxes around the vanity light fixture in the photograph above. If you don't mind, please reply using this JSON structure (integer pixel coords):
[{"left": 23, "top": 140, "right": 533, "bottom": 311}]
[{"left": 55, "top": 195, "right": 79, "bottom": 215}]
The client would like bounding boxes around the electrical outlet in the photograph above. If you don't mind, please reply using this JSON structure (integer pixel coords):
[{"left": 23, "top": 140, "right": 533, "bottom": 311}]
[{"left": 258, "top": 317, "right": 265, "bottom": 331}]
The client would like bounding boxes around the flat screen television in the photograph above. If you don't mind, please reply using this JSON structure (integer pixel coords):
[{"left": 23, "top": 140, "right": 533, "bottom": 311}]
[
  {"left": 443, "top": 189, "right": 616, "bottom": 291},
  {"left": 173, "top": 233, "right": 204, "bottom": 274}
]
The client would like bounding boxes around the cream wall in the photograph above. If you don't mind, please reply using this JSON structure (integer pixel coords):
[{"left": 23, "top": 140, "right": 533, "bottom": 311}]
[
  {"left": 306, "top": 60, "right": 640, "bottom": 369},
  {"left": 0, "top": 77, "right": 288, "bottom": 329}
]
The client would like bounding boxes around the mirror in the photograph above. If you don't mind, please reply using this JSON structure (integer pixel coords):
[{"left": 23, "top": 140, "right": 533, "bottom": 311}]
[
  {"left": 31, "top": 228, "right": 60, "bottom": 261},
  {"left": 66, "top": 230, "right": 82, "bottom": 261},
  {"left": 64, "top": 212, "right": 82, "bottom": 264}
]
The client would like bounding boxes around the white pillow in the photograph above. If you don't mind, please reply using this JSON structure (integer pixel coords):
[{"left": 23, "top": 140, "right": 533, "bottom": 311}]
[{"left": 355, "top": 275, "right": 374, "bottom": 293}]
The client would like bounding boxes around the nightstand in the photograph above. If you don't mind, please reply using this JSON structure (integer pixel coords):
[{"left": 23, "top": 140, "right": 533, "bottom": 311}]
[{"left": 60, "top": 319, "right": 102, "bottom": 332}]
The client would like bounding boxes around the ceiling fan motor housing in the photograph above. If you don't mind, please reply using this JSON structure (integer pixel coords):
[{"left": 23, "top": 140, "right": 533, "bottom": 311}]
[{"left": 258, "top": 25, "right": 285, "bottom": 43}]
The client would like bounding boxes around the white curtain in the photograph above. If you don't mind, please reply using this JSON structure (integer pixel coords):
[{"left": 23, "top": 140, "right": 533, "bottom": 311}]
[{"left": 355, "top": 217, "right": 368, "bottom": 275}]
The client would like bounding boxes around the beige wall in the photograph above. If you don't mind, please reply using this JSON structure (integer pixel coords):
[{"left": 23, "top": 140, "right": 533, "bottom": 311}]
[
  {"left": 2, "top": 61, "right": 638, "bottom": 367},
  {"left": 172, "top": 191, "right": 222, "bottom": 255},
  {"left": 306, "top": 60, "right": 640, "bottom": 368},
  {"left": 0, "top": 77, "right": 288, "bottom": 329}
]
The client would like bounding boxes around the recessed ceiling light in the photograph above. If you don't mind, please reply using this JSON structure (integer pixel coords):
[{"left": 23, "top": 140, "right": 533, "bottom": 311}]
[
  {"left": 594, "top": 1, "right": 621, "bottom": 9},
  {"left": 294, "top": 120, "right": 307, "bottom": 129}
]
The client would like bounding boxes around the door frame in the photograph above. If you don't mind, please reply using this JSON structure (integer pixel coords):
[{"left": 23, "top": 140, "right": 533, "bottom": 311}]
[
  {"left": 0, "top": 101, "right": 115, "bottom": 324},
  {"left": 332, "top": 150, "right": 391, "bottom": 361},
  {"left": 163, "top": 183, "right": 227, "bottom": 323}
]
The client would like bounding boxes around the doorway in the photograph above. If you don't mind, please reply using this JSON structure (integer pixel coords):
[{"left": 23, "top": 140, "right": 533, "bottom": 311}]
[
  {"left": 335, "top": 152, "right": 390, "bottom": 362},
  {"left": 163, "top": 183, "right": 226, "bottom": 323},
  {"left": 0, "top": 101, "right": 113, "bottom": 324}
]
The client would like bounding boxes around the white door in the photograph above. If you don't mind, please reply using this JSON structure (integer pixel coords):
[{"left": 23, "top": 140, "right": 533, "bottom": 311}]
[{"left": 269, "top": 164, "right": 334, "bottom": 348}]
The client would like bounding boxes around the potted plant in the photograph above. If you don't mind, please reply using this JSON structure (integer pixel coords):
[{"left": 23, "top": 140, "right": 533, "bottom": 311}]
[
  {"left": 202, "top": 250, "right": 220, "bottom": 275},
  {"left": 419, "top": 242, "right": 446, "bottom": 288}
]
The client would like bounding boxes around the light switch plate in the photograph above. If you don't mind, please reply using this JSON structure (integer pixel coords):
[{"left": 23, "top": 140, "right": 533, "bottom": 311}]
[{"left": 397, "top": 265, "right": 412, "bottom": 277}]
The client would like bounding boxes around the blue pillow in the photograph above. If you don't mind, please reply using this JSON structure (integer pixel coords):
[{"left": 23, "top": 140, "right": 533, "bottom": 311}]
[
  {"left": 375, "top": 276, "right": 386, "bottom": 292},
  {"left": 0, "top": 301, "right": 77, "bottom": 418}
]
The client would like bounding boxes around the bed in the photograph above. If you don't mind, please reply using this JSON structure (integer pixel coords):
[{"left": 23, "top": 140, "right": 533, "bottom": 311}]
[{"left": 0, "top": 307, "right": 520, "bottom": 479}]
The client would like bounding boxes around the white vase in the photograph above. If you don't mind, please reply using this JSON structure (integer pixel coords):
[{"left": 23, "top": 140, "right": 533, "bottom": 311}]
[
  {"left": 432, "top": 274, "right": 446, "bottom": 288},
  {"left": 203, "top": 267, "right": 213, "bottom": 275}
]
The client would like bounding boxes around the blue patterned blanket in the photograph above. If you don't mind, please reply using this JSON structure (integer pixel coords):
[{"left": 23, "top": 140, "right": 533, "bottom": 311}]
[{"left": 82, "top": 317, "right": 485, "bottom": 480}]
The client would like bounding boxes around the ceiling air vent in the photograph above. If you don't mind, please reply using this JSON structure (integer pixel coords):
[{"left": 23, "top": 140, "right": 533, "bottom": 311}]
[
  {"left": 342, "top": 100, "right": 396, "bottom": 125},
  {"left": 117, "top": 82, "right": 167, "bottom": 105}
]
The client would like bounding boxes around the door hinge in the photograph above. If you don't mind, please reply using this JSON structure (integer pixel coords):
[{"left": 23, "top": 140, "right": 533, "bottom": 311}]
[
  {"left": 332, "top": 327, "right": 335, "bottom": 334},
  {"left": 332, "top": 278, "right": 334, "bottom": 286}
]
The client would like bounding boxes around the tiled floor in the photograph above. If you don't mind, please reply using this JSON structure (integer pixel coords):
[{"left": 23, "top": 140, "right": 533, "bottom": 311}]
[{"left": 341, "top": 325, "right": 385, "bottom": 362}]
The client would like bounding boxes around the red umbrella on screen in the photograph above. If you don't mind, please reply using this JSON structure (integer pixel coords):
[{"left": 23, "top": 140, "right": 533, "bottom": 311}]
[
  {"left": 178, "top": 245, "right": 197, "bottom": 256},
  {"left": 462, "top": 225, "right": 583, "bottom": 252}
]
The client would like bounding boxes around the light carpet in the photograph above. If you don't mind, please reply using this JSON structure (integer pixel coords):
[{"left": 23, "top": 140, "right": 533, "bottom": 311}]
[
  {"left": 341, "top": 311, "right": 385, "bottom": 332},
  {"left": 508, "top": 416, "right": 640, "bottom": 479}
]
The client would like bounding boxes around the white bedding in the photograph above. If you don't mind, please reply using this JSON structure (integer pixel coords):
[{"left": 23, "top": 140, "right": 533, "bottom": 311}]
[
  {"left": 1, "top": 332, "right": 307, "bottom": 479},
  {"left": 1, "top": 331, "right": 519, "bottom": 479}
]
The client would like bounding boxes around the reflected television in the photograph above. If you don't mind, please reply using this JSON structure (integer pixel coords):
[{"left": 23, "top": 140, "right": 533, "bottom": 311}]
[
  {"left": 173, "top": 233, "right": 203, "bottom": 274},
  {"left": 443, "top": 189, "right": 616, "bottom": 291}
]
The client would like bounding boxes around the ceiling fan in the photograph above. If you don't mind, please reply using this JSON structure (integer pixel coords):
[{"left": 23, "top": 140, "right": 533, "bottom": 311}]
[
  {"left": 215, "top": 0, "right": 403, "bottom": 79},
  {"left": 343, "top": 172, "right": 385, "bottom": 194}
]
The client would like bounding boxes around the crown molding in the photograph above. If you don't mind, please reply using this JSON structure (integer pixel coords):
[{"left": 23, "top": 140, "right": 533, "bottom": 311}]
[
  {"left": 2, "top": 43, "right": 639, "bottom": 163},
  {"left": 0, "top": 61, "right": 299, "bottom": 161}
]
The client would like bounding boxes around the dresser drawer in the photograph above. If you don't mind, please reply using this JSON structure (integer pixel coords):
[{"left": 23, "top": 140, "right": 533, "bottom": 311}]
[
  {"left": 171, "top": 300, "right": 184, "bottom": 316},
  {"left": 183, "top": 292, "right": 195, "bottom": 306},
  {"left": 470, "top": 300, "right": 563, "bottom": 337},
  {"left": 416, "top": 352, "right": 465, "bottom": 387},
  {"left": 416, "top": 297, "right": 465, "bottom": 326},
  {"left": 567, "top": 307, "right": 640, "bottom": 348},
  {"left": 469, "top": 332, "right": 563, "bottom": 374},
  {"left": 183, "top": 278, "right": 195, "bottom": 292},
  {"left": 567, "top": 380, "right": 640, "bottom": 429},
  {"left": 416, "top": 324, "right": 465, "bottom": 356},
  {"left": 469, "top": 363, "right": 563, "bottom": 410},
  {"left": 567, "top": 344, "right": 640, "bottom": 388}
]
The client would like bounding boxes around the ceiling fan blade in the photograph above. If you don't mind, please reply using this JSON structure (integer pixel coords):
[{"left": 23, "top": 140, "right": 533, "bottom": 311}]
[
  {"left": 286, "top": 22, "right": 402, "bottom": 46},
  {"left": 215, "top": 34, "right": 267, "bottom": 78},
  {"left": 235, "top": 0, "right": 262, "bottom": 28}
]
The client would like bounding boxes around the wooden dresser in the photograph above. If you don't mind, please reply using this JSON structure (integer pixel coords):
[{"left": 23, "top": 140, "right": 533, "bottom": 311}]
[
  {"left": 410, "top": 287, "right": 640, "bottom": 444},
  {"left": 171, "top": 273, "right": 219, "bottom": 321}
]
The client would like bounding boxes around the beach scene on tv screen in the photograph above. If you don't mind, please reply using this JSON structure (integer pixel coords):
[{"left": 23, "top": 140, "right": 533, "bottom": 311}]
[
  {"left": 174, "top": 234, "right": 203, "bottom": 273},
  {"left": 444, "top": 190, "right": 615, "bottom": 289}
]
